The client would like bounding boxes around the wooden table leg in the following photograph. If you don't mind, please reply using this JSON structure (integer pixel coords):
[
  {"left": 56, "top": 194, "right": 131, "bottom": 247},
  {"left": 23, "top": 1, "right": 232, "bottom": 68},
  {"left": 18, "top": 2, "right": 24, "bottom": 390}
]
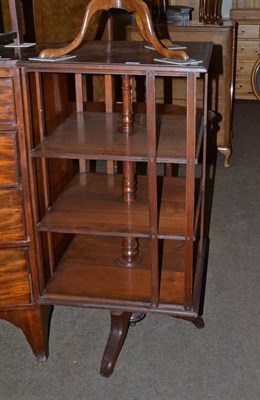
[{"left": 100, "top": 311, "right": 131, "bottom": 377}]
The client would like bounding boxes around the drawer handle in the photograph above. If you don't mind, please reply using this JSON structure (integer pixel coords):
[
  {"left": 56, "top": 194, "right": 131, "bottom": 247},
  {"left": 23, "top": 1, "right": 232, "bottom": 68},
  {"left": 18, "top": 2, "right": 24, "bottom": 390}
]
[
  {"left": 240, "top": 65, "right": 244, "bottom": 70},
  {"left": 241, "top": 29, "right": 245, "bottom": 33},
  {"left": 239, "top": 83, "right": 243, "bottom": 88},
  {"left": 241, "top": 46, "right": 245, "bottom": 51}
]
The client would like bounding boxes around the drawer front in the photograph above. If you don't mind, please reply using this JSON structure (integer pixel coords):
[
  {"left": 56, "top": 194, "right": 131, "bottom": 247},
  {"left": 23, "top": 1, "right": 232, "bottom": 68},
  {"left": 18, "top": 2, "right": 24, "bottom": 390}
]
[
  {"left": 237, "top": 40, "right": 260, "bottom": 58},
  {"left": 238, "top": 25, "right": 259, "bottom": 39},
  {"left": 0, "top": 188, "right": 25, "bottom": 242},
  {"left": 0, "top": 78, "right": 16, "bottom": 125},
  {"left": 235, "top": 77, "right": 255, "bottom": 99},
  {"left": 0, "top": 248, "right": 31, "bottom": 306},
  {"left": 0, "top": 132, "right": 19, "bottom": 186},
  {"left": 236, "top": 59, "right": 257, "bottom": 76}
]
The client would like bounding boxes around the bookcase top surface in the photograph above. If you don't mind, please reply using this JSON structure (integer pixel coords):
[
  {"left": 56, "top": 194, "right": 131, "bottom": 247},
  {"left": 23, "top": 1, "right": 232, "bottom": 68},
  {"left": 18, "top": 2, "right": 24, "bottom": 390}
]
[{"left": 14, "top": 40, "right": 213, "bottom": 74}]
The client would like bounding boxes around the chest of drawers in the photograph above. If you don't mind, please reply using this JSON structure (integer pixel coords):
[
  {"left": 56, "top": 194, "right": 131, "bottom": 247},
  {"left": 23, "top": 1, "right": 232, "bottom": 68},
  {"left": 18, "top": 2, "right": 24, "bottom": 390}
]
[
  {"left": 230, "top": 8, "right": 260, "bottom": 99},
  {"left": 0, "top": 55, "right": 53, "bottom": 361}
]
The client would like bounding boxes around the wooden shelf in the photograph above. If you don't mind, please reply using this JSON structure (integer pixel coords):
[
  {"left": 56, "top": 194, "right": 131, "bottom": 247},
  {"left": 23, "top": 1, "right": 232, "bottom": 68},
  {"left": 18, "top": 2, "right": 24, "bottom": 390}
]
[
  {"left": 38, "top": 173, "right": 198, "bottom": 239},
  {"left": 31, "top": 110, "right": 203, "bottom": 164},
  {"left": 41, "top": 235, "right": 185, "bottom": 306}
]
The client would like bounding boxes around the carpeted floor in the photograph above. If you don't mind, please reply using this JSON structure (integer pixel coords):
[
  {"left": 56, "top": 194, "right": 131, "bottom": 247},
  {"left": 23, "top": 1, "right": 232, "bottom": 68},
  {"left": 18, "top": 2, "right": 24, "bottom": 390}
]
[{"left": 0, "top": 100, "right": 259, "bottom": 400}]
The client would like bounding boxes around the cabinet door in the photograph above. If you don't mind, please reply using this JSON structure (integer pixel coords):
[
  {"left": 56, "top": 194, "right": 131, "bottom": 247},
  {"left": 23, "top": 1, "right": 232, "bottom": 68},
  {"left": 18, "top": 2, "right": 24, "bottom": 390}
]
[{"left": 0, "top": 249, "right": 31, "bottom": 306}]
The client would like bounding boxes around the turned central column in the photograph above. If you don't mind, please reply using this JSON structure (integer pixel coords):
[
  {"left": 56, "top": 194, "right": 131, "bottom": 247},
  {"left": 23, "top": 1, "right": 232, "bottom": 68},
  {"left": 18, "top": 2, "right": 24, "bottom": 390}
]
[{"left": 118, "top": 75, "right": 141, "bottom": 267}]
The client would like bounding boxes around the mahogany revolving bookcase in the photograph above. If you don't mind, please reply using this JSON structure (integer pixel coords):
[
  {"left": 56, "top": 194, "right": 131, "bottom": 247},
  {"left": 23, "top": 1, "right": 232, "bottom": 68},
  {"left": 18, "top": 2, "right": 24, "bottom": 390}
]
[{"left": 18, "top": 39, "right": 212, "bottom": 377}]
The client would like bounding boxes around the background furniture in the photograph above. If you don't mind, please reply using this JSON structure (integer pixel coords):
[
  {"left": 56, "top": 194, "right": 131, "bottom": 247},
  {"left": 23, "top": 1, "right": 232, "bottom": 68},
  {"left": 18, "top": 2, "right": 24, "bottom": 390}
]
[{"left": 230, "top": 8, "right": 260, "bottom": 99}]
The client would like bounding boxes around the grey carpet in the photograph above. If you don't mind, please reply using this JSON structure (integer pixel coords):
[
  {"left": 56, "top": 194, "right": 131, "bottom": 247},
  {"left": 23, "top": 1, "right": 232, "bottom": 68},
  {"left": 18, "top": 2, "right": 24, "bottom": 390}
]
[{"left": 1, "top": 100, "right": 259, "bottom": 400}]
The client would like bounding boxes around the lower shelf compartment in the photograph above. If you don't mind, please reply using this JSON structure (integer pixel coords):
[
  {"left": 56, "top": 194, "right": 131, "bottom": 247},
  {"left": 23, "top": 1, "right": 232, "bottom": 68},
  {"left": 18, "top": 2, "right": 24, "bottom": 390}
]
[{"left": 41, "top": 235, "right": 186, "bottom": 307}]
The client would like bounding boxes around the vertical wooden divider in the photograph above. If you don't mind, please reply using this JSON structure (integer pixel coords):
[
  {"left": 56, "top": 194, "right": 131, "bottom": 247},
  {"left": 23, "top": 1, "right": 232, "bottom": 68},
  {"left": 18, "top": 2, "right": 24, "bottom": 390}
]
[
  {"left": 185, "top": 72, "right": 197, "bottom": 310},
  {"left": 75, "top": 73, "right": 89, "bottom": 173},
  {"left": 193, "top": 72, "right": 208, "bottom": 307},
  {"left": 35, "top": 72, "right": 55, "bottom": 275},
  {"left": 146, "top": 72, "right": 159, "bottom": 307},
  {"left": 104, "top": 74, "right": 116, "bottom": 174},
  {"left": 200, "top": 73, "right": 208, "bottom": 253},
  {"left": 21, "top": 71, "right": 44, "bottom": 292}
]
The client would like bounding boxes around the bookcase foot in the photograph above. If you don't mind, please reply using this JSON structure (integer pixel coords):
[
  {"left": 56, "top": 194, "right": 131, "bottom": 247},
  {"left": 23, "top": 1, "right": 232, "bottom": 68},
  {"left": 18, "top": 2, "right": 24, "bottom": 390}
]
[
  {"left": 191, "top": 316, "right": 205, "bottom": 329},
  {"left": 100, "top": 311, "right": 131, "bottom": 378},
  {"left": 174, "top": 315, "right": 205, "bottom": 329}
]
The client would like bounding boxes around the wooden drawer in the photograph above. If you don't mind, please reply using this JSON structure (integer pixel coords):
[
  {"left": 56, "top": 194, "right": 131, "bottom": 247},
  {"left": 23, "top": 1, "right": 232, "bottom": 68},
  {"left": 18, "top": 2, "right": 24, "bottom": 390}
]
[
  {"left": 235, "top": 77, "right": 255, "bottom": 99},
  {"left": 0, "top": 78, "right": 16, "bottom": 125},
  {"left": 237, "top": 40, "right": 260, "bottom": 58},
  {"left": 236, "top": 59, "right": 257, "bottom": 76},
  {"left": 0, "top": 188, "right": 26, "bottom": 242},
  {"left": 0, "top": 248, "right": 31, "bottom": 306},
  {"left": 0, "top": 132, "right": 19, "bottom": 186},
  {"left": 238, "top": 24, "right": 259, "bottom": 39}
]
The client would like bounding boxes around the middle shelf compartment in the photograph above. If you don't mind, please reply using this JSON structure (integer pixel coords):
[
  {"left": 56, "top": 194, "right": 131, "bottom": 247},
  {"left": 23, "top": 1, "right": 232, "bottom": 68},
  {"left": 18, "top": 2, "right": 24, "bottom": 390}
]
[
  {"left": 37, "top": 172, "right": 200, "bottom": 239},
  {"left": 31, "top": 109, "right": 203, "bottom": 164}
]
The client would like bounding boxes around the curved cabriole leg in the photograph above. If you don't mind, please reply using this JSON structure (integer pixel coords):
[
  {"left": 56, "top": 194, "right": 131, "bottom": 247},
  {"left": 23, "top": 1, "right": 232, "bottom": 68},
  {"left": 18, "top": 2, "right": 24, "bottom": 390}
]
[
  {"left": 39, "top": 0, "right": 188, "bottom": 60},
  {"left": 218, "top": 146, "right": 232, "bottom": 167},
  {"left": 0, "top": 305, "right": 52, "bottom": 361},
  {"left": 100, "top": 311, "right": 131, "bottom": 378}
]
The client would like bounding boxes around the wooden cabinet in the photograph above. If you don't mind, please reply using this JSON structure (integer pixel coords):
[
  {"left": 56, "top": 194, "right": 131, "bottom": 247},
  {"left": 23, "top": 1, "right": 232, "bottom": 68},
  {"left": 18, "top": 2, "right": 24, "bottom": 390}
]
[
  {"left": 0, "top": 57, "right": 51, "bottom": 361},
  {"left": 127, "top": 21, "right": 235, "bottom": 167},
  {"left": 19, "top": 40, "right": 212, "bottom": 376},
  {"left": 230, "top": 8, "right": 260, "bottom": 99}
]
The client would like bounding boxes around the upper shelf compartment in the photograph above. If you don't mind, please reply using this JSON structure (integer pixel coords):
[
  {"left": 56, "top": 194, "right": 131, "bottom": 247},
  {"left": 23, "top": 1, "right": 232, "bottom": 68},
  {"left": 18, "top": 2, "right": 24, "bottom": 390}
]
[{"left": 31, "top": 108, "right": 203, "bottom": 164}]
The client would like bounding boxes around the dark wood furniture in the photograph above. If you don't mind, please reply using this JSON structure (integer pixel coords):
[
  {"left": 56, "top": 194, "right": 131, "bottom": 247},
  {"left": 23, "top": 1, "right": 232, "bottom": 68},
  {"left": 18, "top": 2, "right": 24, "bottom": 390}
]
[
  {"left": 15, "top": 38, "right": 212, "bottom": 377},
  {"left": 1, "top": 0, "right": 214, "bottom": 377},
  {"left": 0, "top": 0, "right": 52, "bottom": 361},
  {"left": 0, "top": 50, "right": 51, "bottom": 362},
  {"left": 127, "top": 21, "right": 235, "bottom": 167}
]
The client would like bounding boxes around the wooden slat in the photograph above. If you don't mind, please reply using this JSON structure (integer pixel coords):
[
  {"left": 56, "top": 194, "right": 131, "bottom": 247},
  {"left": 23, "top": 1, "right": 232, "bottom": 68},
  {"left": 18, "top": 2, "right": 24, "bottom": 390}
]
[
  {"left": 146, "top": 72, "right": 159, "bottom": 306},
  {"left": 35, "top": 72, "right": 55, "bottom": 274},
  {"left": 75, "top": 73, "right": 88, "bottom": 173},
  {"left": 184, "top": 72, "right": 197, "bottom": 309}
]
